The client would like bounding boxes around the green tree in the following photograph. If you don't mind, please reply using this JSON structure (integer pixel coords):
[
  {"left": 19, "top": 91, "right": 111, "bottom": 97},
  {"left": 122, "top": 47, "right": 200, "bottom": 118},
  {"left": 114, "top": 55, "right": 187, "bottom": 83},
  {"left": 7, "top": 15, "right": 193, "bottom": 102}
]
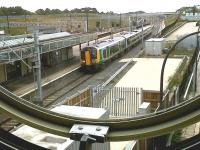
[
  {"left": 35, "top": 9, "right": 45, "bottom": 15},
  {"left": 44, "top": 8, "right": 51, "bottom": 15},
  {"left": 0, "top": 6, "right": 31, "bottom": 16},
  {"left": 63, "top": 9, "right": 69, "bottom": 13},
  {"left": 192, "top": 6, "right": 197, "bottom": 15},
  {"left": 51, "top": 9, "right": 62, "bottom": 14}
]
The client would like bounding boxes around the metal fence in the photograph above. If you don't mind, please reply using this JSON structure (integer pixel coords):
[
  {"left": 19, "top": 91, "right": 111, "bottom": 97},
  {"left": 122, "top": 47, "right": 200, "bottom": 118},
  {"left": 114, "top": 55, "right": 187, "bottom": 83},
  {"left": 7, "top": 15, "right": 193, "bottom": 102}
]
[
  {"left": 56, "top": 87, "right": 91, "bottom": 107},
  {"left": 92, "top": 86, "right": 142, "bottom": 118}
]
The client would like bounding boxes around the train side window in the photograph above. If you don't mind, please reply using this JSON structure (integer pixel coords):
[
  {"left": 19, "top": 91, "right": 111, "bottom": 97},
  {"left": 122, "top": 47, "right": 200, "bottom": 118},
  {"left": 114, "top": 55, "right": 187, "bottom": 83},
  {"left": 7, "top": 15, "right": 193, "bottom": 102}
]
[
  {"left": 103, "top": 49, "right": 106, "bottom": 58},
  {"left": 112, "top": 45, "right": 116, "bottom": 53},
  {"left": 122, "top": 40, "right": 126, "bottom": 48},
  {"left": 106, "top": 47, "right": 109, "bottom": 58},
  {"left": 91, "top": 47, "right": 97, "bottom": 59},
  {"left": 110, "top": 46, "right": 113, "bottom": 54},
  {"left": 116, "top": 45, "right": 118, "bottom": 52}
]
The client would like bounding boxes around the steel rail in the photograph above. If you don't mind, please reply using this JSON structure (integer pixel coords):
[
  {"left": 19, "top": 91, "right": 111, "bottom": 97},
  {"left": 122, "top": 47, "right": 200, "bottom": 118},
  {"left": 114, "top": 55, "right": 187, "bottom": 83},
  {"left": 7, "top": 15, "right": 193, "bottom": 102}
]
[{"left": 0, "top": 85, "right": 200, "bottom": 141}]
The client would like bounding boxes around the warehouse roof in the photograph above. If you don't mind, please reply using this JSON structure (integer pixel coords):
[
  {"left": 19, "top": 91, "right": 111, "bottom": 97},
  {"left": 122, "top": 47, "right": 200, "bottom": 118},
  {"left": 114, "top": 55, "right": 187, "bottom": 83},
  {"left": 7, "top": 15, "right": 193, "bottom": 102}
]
[{"left": 0, "top": 32, "right": 71, "bottom": 49}]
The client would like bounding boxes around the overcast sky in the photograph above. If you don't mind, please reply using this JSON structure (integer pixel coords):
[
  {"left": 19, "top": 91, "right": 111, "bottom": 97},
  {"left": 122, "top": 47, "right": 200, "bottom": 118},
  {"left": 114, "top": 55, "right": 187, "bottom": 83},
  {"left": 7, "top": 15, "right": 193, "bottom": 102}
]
[{"left": 0, "top": 0, "right": 199, "bottom": 13}]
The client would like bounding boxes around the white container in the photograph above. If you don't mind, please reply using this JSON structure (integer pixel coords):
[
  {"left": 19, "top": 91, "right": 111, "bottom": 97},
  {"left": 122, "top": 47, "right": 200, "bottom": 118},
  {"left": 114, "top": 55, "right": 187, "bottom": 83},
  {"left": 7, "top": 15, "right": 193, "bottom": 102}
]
[
  {"left": 0, "top": 30, "right": 4, "bottom": 35},
  {"left": 145, "top": 38, "right": 165, "bottom": 55}
]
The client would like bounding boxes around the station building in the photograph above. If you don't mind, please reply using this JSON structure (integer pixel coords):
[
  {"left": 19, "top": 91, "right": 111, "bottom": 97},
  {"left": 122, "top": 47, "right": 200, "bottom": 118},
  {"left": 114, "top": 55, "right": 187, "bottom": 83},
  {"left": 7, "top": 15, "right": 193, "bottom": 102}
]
[{"left": 0, "top": 31, "right": 97, "bottom": 83}]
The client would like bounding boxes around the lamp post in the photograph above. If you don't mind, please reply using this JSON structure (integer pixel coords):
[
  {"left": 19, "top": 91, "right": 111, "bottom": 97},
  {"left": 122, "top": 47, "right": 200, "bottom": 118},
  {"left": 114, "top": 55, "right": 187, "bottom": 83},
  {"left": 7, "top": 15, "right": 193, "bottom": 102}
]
[
  {"left": 107, "top": 14, "right": 111, "bottom": 29},
  {"left": 6, "top": 14, "right": 10, "bottom": 34},
  {"left": 141, "top": 19, "right": 144, "bottom": 49},
  {"left": 81, "top": 9, "right": 93, "bottom": 33},
  {"left": 24, "top": 11, "right": 27, "bottom": 33},
  {"left": 33, "top": 31, "right": 43, "bottom": 106},
  {"left": 120, "top": 13, "right": 122, "bottom": 28},
  {"left": 86, "top": 12, "right": 88, "bottom": 32},
  {"left": 81, "top": 10, "right": 88, "bottom": 33},
  {"left": 5, "top": 11, "right": 16, "bottom": 35},
  {"left": 135, "top": 12, "right": 138, "bottom": 26},
  {"left": 137, "top": 18, "right": 144, "bottom": 49},
  {"left": 69, "top": 12, "right": 72, "bottom": 32},
  {"left": 99, "top": 13, "right": 102, "bottom": 32}
]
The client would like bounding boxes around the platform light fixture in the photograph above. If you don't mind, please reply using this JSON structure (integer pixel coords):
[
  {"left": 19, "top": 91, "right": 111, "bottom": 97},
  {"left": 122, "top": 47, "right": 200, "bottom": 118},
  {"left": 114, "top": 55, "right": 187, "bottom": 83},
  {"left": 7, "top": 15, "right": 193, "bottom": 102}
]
[{"left": 137, "top": 18, "right": 144, "bottom": 49}]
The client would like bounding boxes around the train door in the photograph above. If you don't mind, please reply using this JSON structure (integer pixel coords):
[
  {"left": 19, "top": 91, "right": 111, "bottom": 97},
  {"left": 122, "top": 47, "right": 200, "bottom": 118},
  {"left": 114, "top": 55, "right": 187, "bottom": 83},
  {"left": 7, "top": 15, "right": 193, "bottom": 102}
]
[{"left": 85, "top": 50, "right": 91, "bottom": 65}]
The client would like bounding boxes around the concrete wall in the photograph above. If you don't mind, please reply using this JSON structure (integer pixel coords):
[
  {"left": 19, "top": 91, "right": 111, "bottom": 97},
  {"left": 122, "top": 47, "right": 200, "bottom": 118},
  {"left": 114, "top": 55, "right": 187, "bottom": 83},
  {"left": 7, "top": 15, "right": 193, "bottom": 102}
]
[
  {"left": 61, "top": 48, "right": 68, "bottom": 61},
  {"left": 0, "top": 64, "right": 6, "bottom": 83},
  {"left": 41, "top": 53, "right": 51, "bottom": 66},
  {"left": 143, "top": 91, "right": 160, "bottom": 112},
  {"left": 143, "top": 91, "right": 170, "bottom": 112},
  {"left": 0, "top": 46, "right": 74, "bottom": 83},
  {"left": 61, "top": 47, "right": 73, "bottom": 61},
  {"left": 67, "top": 47, "right": 73, "bottom": 59}
]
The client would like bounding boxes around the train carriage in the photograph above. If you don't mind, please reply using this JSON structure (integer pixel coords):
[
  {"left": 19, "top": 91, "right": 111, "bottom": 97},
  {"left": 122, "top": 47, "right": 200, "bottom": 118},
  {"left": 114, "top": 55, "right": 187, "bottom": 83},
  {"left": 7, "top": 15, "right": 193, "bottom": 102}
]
[{"left": 80, "top": 25, "right": 152, "bottom": 71}]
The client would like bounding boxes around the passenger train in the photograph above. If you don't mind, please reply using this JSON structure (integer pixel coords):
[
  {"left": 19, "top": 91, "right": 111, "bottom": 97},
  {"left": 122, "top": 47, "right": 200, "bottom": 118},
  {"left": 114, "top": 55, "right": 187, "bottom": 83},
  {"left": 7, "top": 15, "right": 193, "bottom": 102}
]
[{"left": 80, "top": 25, "right": 152, "bottom": 70}]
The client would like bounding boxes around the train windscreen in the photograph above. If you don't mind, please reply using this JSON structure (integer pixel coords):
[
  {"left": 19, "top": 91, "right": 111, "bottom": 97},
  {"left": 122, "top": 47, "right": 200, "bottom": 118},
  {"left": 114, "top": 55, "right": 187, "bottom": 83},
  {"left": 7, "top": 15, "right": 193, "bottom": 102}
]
[
  {"left": 81, "top": 47, "right": 97, "bottom": 59},
  {"left": 90, "top": 47, "right": 97, "bottom": 59},
  {"left": 81, "top": 51, "right": 85, "bottom": 59}
]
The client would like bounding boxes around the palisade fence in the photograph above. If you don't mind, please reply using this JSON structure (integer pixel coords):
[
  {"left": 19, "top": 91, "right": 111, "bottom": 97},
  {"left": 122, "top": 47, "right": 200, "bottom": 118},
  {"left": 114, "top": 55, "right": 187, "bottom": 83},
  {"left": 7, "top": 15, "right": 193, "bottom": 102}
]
[
  {"left": 57, "top": 87, "right": 91, "bottom": 107},
  {"left": 92, "top": 86, "right": 143, "bottom": 118}
]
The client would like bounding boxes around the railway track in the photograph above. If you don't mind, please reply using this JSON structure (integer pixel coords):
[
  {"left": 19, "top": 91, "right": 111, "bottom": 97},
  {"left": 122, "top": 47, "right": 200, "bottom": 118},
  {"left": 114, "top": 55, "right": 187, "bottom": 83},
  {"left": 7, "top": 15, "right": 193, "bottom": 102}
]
[
  {"left": 0, "top": 53, "right": 131, "bottom": 131},
  {"left": 0, "top": 30, "right": 122, "bottom": 131},
  {"left": 0, "top": 72, "right": 94, "bottom": 131},
  {"left": 0, "top": 23, "right": 161, "bottom": 131}
]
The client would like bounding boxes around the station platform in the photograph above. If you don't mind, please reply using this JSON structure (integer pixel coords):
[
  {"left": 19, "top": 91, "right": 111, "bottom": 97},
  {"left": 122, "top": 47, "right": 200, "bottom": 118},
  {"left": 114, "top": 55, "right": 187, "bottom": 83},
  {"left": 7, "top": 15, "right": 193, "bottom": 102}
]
[
  {"left": 1, "top": 30, "right": 123, "bottom": 97},
  {"left": 2, "top": 59, "right": 80, "bottom": 97}
]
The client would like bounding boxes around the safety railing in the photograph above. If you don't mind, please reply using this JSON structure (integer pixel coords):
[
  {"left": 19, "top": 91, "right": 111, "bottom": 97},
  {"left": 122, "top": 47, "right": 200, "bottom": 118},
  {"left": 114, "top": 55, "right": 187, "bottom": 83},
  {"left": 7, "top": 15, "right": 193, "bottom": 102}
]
[{"left": 0, "top": 33, "right": 97, "bottom": 62}]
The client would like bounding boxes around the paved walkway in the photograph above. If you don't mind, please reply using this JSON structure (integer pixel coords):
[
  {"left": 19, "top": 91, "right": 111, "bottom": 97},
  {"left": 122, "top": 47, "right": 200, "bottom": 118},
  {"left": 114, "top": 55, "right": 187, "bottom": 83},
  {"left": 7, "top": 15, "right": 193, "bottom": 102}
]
[
  {"left": 2, "top": 31, "right": 123, "bottom": 97},
  {"left": 166, "top": 22, "right": 198, "bottom": 41}
]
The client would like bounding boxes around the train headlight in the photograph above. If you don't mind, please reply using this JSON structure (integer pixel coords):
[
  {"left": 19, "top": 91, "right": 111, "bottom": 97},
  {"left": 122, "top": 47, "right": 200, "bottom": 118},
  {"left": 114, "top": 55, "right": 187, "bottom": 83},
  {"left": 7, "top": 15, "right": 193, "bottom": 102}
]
[{"left": 82, "top": 60, "right": 85, "bottom": 63}]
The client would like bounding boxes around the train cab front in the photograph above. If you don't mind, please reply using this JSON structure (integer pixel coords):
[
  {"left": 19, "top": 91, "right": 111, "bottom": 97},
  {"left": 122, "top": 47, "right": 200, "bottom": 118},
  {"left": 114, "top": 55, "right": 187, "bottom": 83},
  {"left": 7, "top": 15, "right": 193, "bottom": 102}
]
[{"left": 80, "top": 46, "right": 100, "bottom": 71}]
